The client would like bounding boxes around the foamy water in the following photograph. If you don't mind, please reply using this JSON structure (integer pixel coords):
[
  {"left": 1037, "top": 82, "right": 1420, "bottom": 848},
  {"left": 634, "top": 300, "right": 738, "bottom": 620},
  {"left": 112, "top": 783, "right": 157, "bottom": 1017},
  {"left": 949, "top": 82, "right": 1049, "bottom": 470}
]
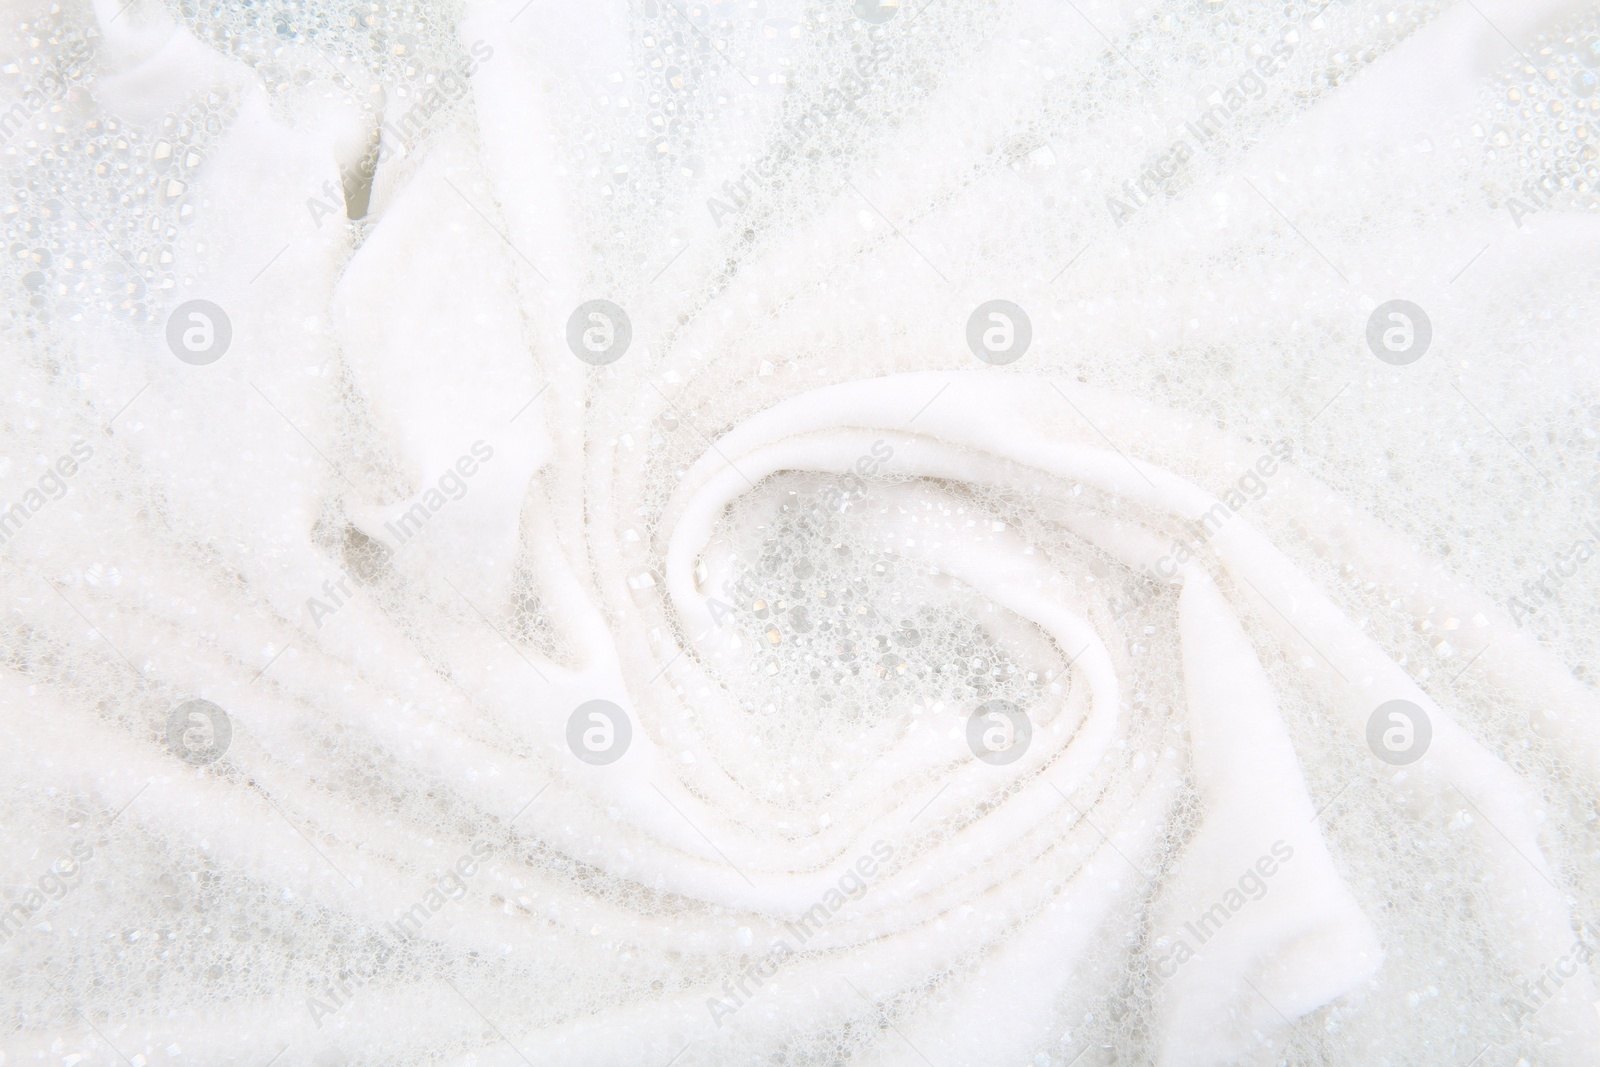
[{"left": 2, "top": 0, "right": 1599, "bottom": 1064}]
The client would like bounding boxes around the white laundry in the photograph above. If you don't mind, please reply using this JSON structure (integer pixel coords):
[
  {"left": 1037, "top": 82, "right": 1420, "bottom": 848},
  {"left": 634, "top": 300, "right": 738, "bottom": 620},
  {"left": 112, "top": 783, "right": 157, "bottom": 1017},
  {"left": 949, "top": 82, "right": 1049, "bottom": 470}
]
[{"left": 2, "top": 0, "right": 1598, "bottom": 1065}]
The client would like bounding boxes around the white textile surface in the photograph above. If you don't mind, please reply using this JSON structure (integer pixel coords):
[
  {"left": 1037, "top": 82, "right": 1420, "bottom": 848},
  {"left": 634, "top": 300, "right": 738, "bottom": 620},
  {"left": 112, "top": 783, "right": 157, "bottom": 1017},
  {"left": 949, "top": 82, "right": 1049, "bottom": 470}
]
[{"left": 2, "top": 0, "right": 1598, "bottom": 1064}]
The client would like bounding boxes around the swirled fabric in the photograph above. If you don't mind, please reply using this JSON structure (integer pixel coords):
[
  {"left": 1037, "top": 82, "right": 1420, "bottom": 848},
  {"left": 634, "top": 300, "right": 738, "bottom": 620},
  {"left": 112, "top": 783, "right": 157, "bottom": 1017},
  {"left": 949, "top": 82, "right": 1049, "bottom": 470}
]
[{"left": 2, "top": 0, "right": 1599, "bottom": 1065}]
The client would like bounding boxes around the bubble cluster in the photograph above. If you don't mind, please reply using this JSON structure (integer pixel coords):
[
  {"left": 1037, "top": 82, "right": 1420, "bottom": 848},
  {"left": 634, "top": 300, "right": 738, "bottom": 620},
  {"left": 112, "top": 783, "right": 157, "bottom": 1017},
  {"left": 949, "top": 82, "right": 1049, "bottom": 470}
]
[
  {"left": 2, "top": 1, "right": 1598, "bottom": 1065},
  {"left": 709, "top": 477, "right": 1055, "bottom": 802},
  {"left": 1477, "top": 10, "right": 1600, "bottom": 221},
  {"left": 1, "top": 24, "right": 237, "bottom": 332}
]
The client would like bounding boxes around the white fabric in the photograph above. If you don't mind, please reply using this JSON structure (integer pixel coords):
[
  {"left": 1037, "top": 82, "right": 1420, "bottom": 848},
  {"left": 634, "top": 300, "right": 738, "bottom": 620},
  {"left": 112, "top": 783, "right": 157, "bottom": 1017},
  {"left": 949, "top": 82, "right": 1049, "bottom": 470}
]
[{"left": 3, "top": 0, "right": 1598, "bottom": 1064}]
